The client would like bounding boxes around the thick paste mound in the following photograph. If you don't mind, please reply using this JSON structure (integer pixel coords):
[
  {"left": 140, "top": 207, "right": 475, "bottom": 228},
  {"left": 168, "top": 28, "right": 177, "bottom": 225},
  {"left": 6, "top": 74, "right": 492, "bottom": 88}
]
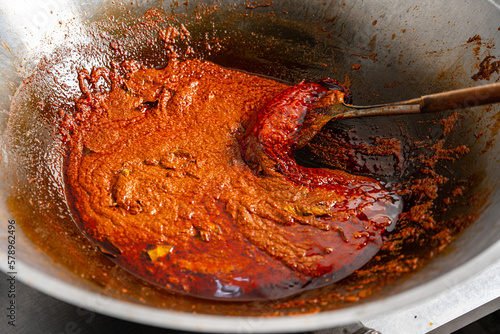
[{"left": 64, "top": 59, "right": 401, "bottom": 300}]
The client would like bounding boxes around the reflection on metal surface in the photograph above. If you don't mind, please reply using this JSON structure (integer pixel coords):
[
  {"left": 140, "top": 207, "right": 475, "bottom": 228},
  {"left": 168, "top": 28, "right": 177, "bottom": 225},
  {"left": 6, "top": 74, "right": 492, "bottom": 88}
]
[
  {"left": 1, "top": 0, "right": 80, "bottom": 52},
  {"left": 486, "top": 0, "right": 500, "bottom": 10}
]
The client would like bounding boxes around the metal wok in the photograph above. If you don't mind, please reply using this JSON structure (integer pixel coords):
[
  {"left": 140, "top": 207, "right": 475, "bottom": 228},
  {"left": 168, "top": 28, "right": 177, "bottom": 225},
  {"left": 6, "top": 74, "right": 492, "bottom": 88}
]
[{"left": 0, "top": 0, "right": 499, "bottom": 332}]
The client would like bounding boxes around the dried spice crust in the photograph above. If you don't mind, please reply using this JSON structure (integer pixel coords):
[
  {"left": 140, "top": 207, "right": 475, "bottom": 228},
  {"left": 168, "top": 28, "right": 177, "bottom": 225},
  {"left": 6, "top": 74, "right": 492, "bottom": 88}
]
[{"left": 64, "top": 58, "right": 401, "bottom": 300}]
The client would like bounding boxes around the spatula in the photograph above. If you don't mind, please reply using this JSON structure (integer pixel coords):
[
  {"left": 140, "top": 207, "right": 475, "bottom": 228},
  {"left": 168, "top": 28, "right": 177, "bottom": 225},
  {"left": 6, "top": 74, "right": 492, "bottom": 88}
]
[
  {"left": 327, "top": 82, "right": 500, "bottom": 119},
  {"left": 296, "top": 82, "right": 500, "bottom": 179}
]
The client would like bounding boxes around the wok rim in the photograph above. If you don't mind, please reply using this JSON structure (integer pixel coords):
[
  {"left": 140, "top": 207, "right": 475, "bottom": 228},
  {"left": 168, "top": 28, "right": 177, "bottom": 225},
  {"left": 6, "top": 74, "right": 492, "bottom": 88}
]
[{"left": 2, "top": 239, "right": 499, "bottom": 333}]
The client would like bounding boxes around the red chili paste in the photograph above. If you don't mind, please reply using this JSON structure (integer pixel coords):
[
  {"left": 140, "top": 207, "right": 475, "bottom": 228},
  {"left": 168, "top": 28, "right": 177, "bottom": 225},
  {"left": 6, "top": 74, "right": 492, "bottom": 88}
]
[{"left": 63, "top": 58, "right": 401, "bottom": 300}]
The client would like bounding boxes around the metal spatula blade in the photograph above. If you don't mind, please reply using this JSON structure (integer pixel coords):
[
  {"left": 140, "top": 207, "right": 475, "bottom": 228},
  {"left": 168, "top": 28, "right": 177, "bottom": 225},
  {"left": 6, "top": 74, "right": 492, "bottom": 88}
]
[{"left": 327, "top": 82, "right": 500, "bottom": 119}]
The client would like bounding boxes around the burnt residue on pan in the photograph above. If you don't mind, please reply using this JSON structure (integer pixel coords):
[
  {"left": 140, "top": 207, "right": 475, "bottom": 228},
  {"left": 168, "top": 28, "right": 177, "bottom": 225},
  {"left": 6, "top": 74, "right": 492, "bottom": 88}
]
[{"left": 2, "top": 4, "right": 494, "bottom": 315}]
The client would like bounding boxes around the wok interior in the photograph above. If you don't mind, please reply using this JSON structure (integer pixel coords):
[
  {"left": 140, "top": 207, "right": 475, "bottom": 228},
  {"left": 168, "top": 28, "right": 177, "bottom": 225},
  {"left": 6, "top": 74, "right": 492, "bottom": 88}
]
[{"left": 1, "top": 0, "right": 499, "bottom": 326}]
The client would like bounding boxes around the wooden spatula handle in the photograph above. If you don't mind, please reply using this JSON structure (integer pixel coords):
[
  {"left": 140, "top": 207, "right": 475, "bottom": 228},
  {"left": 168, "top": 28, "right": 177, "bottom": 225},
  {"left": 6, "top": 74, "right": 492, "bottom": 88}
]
[{"left": 421, "top": 83, "right": 500, "bottom": 113}]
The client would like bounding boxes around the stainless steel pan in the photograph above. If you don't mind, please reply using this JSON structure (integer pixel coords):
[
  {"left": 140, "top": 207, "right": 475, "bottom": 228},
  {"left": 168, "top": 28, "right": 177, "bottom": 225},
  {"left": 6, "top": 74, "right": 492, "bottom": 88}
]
[{"left": 0, "top": 0, "right": 499, "bottom": 332}]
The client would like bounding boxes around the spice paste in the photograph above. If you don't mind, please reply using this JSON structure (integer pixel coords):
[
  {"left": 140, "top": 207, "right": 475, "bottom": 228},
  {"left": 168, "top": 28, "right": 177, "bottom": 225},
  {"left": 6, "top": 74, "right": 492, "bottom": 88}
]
[{"left": 64, "top": 58, "right": 401, "bottom": 300}]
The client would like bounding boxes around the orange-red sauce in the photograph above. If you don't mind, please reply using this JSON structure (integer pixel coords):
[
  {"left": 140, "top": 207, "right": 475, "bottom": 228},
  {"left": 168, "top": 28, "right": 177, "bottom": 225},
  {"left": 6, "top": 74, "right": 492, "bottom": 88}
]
[{"left": 63, "top": 58, "right": 401, "bottom": 300}]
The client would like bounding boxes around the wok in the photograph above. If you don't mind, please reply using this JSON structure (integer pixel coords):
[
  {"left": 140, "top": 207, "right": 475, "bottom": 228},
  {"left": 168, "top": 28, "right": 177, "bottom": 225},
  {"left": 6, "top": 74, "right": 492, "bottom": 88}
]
[{"left": 0, "top": 0, "right": 499, "bottom": 332}]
